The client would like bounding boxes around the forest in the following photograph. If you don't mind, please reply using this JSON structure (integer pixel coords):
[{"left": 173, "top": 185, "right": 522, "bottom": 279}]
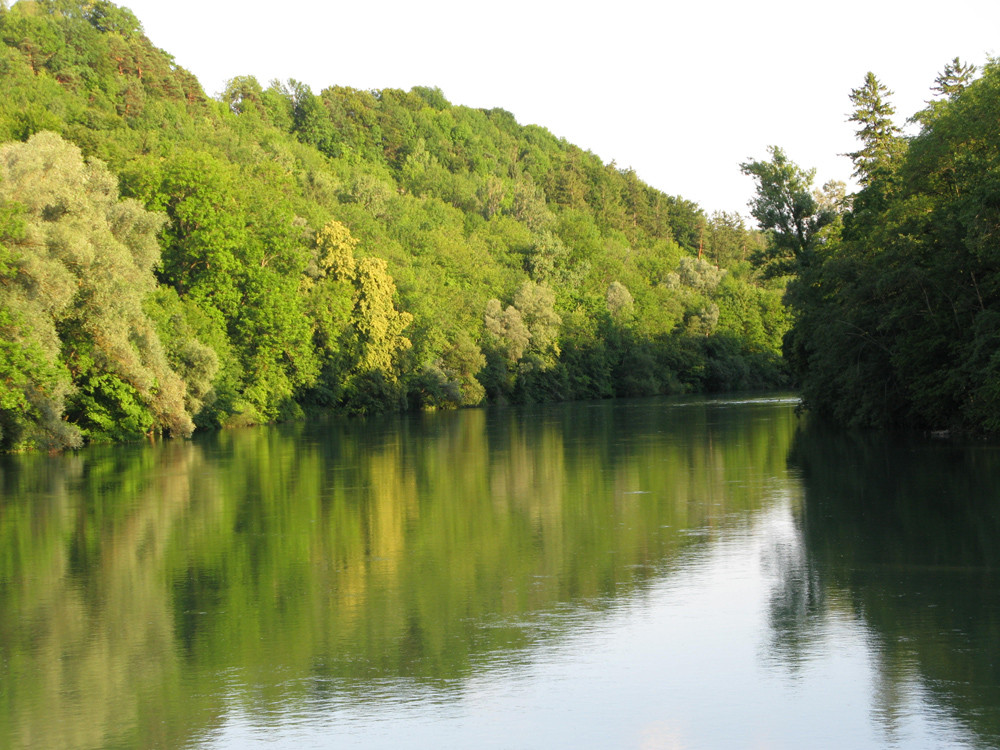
[
  {"left": 0, "top": 0, "right": 995, "bottom": 451},
  {"left": 742, "top": 58, "right": 1000, "bottom": 434},
  {"left": 0, "top": 0, "right": 788, "bottom": 451}
]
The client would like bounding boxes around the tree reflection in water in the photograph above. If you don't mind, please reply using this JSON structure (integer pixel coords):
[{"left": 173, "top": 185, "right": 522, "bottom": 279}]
[
  {"left": 772, "top": 422, "right": 1000, "bottom": 747},
  {"left": 0, "top": 397, "right": 797, "bottom": 749}
]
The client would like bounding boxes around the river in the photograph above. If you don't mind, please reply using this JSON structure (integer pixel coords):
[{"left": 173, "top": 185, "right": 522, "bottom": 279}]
[{"left": 1, "top": 394, "right": 999, "bottom": 748}]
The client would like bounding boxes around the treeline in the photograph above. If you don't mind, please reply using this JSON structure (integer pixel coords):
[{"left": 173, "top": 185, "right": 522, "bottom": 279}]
[
  {"left": 743, "top": 57, "right": 1000, "bottom": 434},
  {"left": 0, "top": 0, "right": 787, "bottom": 451}
]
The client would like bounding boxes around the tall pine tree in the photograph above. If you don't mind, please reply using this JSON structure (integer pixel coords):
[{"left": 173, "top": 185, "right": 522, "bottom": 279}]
[{"left": 848, "top": 72, "right": 903, "bottom": 186}]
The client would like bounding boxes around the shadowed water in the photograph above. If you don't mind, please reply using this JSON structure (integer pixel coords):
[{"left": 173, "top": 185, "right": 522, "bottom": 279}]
[{"left": 1, "top": 395, "right": 999, "bottom": 748}]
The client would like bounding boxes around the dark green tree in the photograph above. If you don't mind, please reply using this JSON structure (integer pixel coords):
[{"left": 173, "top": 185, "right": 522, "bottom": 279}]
[{"left": 740, "top": 146, "right": 836, "bottom": 277}]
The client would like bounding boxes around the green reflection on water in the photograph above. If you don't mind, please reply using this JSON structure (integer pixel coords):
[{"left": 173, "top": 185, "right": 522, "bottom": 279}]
[
  {"left": 786, "top": 423, "right": 1000, "bottom": 747},
  {"left": 1, "top": 396, "right": 798, "bottom": 749}
]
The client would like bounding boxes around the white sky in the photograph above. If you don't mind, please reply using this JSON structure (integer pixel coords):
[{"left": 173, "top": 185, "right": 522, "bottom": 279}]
[{"left": 102, "top": 0, "right": 1000, "bottom": 218}]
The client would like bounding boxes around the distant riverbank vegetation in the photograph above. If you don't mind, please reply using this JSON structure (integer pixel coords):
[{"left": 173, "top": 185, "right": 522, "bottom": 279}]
[{"left": 0, "top": 0, "right": 994, "bottom": 451}]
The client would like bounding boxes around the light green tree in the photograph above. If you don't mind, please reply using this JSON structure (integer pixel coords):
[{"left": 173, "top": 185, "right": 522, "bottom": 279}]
[
  {"left": 351, "top": 256, "right": 413, "bottom": 376},
  {"left": 606, "top": 281, "right": 635, "bottom": 323},
  {"left": 418, "top": 331, "right": 487, "bottom": 407},
  {"left": 507, "top": 174, "right": 553, "bottom": 231},
  {"left": 484, "top": 298, "right": 531, "bottom": 364},
  {"left": 512, "top": 280, "right": 561, "bottom": 370},
  {"left": 222, "top": 75, "right": 265, "bottom": 116},
  {"left": 304, "top": 219, "right": 412, "bottom": 412},
  {"left": 524, "top": 231, "right": 568, "bottom": 284},
  {"left": 677, "top": 257, "right": 725, "bottom": 294},
  {"left": 0, "top": 132, "right": 194, "bottom": 447},
  {"left": 312, "top": 218, "right": 358, "bottom": 282}
]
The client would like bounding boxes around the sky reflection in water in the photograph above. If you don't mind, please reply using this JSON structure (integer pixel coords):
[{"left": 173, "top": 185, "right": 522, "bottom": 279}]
[{"left": 208, "top": 497, "right": 976, "bottom": 749}]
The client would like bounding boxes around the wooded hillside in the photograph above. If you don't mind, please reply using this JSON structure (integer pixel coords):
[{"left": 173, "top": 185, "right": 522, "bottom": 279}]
[{"left": 0, "top": 0, "right": 787, "bottom": 451}]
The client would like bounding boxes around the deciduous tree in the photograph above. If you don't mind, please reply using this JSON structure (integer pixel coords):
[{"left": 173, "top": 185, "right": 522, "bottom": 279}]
[
  {"left": 740, "top": 146, "right": 836, "bottom": 277},
  {"left": 0, "top": 131, "right": 194, "bottom": 446}
]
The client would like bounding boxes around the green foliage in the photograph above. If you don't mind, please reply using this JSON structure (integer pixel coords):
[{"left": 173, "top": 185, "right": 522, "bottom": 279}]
[
  {"left": 0, "top": 131, "right": 195, "bottom": 449},
  {"left": 350, "top": 256, "right": 413, "bottom": 377},
  {"left": 0, "top": 0, "right": 790, "bottom": 449},
  {"left": 932, "top": 57, "right": 978, "bottom": 99},
  {"left": 606, "top": 280, "right": 634, "bottom": 323},
  {"left": 411, "top": 331, "right": 486, "bottom": 409},
  {"left": 911, "top": 58, "right": 980, "bottom": 130},
  {"left": 704, "top": 211, "right": 763, "bottom": 268},
  {"left": 144, "top": 286, "right": 222, "bottom": 423},
  {"left": 741, "top": 146, "right": 837, "bottom": 278},
  {"left": 781, "top": 59, "right": 1000, "bottom": 434},
  {"left": 847, "top": 72, "right": 904, "bottom": 186}
]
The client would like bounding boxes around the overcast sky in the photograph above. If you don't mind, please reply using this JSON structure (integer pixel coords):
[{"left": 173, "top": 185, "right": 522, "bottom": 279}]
[{"left": 108, "top": 0, "right": 999, "bottom": 218}]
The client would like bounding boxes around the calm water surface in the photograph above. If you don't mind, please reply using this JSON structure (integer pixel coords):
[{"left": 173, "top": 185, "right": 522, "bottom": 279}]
[{"left": 2, "top": 395, "right": 1000, "bottom": 748}]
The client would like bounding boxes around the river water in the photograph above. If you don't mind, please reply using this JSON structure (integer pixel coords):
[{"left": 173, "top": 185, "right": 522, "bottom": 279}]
[{"left": 2, "top": 394, "right": 999, "bottom": 749}]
